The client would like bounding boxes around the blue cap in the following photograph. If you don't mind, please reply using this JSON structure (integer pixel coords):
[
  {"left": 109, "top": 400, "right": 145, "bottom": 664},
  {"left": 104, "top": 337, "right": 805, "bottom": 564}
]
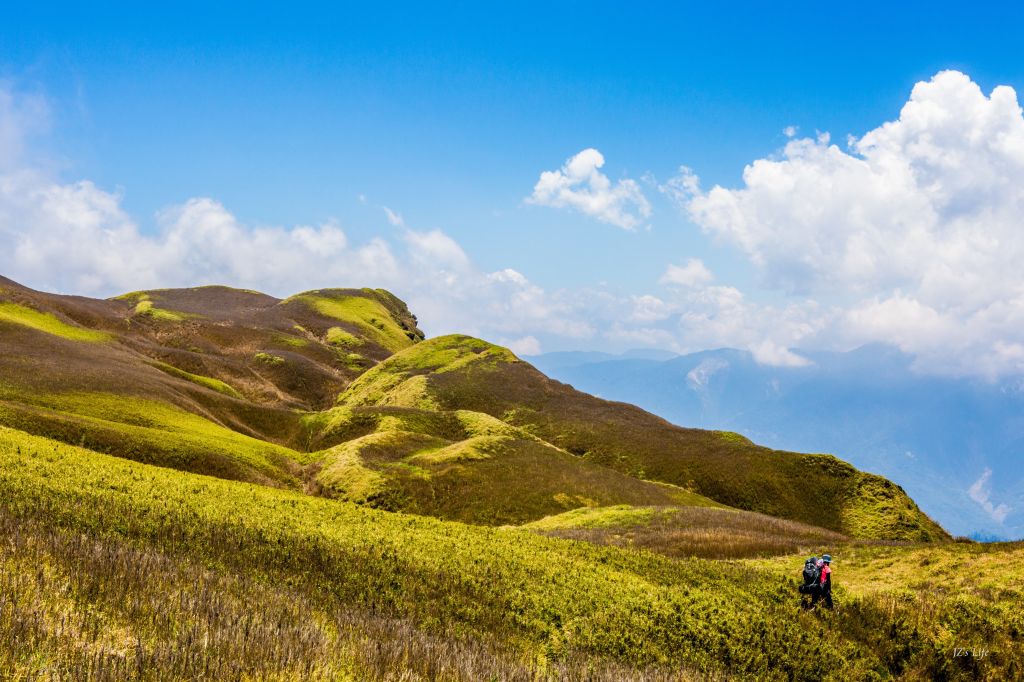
[{"left": 822, "top": 554, "right": 832, "bottom": 563}]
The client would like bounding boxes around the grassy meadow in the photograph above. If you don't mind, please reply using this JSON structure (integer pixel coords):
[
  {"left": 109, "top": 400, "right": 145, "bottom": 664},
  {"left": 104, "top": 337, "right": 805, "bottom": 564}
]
[
  {"left": 2, "top": 426, "right": 1021, "bottom": 680},
  {"left": 0, "top": 279, "right": 1014, "bottom": 679}
]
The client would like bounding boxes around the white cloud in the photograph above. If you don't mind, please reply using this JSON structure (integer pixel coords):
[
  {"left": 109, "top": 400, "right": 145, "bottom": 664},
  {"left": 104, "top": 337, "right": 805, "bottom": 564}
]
[
  {"left": 749, "top": 339, "right": 811, "bottom": 368},
  {"left": 0, "top": 83, "right": 598, "bottom": 354},
  {"left": 686, "top": 357, "right": 728, "bottom": 389},
  {"left": 0, "top": 83, "right": 48, "bottom": 171},
  {"left": 660, "top": 258, "right": 713, "bottom": 288},
  {"left": 629, "top": 294, "right": 674, "bottom": 323},
  {"left": 670, "top": 70, "right": 1024, "bottom": 378},
  {"left": 382, "top": 206, "right": 405, "bottom": 227},
  {"left": 671, "top": 283, "right": 823, "bottom": 366},
  {"left": 13, "top": 73, "right": 1024, "bottom": 378},
  {"left": 527, "top": 148, "right": 651, "bottom": 230},
  {"left": 0, "top": 169, "right": 592, "bottom": 348},
  {"left": 968, "top": 468, "right": 1011, "bottom": 524},
  {"left": 504, "top": 335, "right": 541, "bottom": 356}
]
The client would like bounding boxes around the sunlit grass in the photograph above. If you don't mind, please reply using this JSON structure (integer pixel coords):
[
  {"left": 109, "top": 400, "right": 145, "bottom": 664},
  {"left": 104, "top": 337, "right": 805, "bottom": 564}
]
[
  {"left": 2, "top": 426, "right": 1020, "bottom": 680},
  {"left": 0, "top": 302, "right": 110, "bottom": 342},
  {"left": 148, "top": 360, "right": 243, "bottom": 398},
  {"left": 290, "top": 290, "right": 417, "bottom": 353}
]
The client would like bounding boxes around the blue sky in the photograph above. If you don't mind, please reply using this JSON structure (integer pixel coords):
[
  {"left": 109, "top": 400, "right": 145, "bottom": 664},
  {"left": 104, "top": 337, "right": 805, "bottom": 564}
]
[{"left": 5, "top": 3, "right": 1024, "bottom": 371}]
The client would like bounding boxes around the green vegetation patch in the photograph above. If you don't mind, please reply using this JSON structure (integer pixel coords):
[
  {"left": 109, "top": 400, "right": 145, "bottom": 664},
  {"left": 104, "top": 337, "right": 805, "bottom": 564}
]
[
  {"left": 147, "top": 361, "right": 243, "bottom": 399},
  {"left": 132, "top": 297, "right": 196, "bottom": 323},
  {"left": 326, "top": 326, "right": 362, "bottom": 348},
  {"left": 316, "top": 429, "right": 449, "bottom": 504},
  {"left": 455, "top": 410, "right": 528, "bottom": 438},
  {"left": 410, "top": 435, "right": 508, "bottom": 464},
  {"left": 840, "top": 473, "right": 946, "bottom": 542},
  {"left": 339, "top": 335, "right": 517, "bottom": 408},
  {"left": 272, "top": 333, "right": 309, "bottom": 348},
  {"left": 0, "top": 391, "right": 302, "bottom": 486},
  {"left": 316, "top": 441, "right": 390, "bottom": 504},
  {"left": 716, "top": 430, "right": 753, "bottom": 445},
  {"left": 255, "top": 352, "right": 285, "bottom": 366},
  {"left": 2, "top": 427, "right": 1019, "bottom": 680},
  {"left": 0, "top": 302, "right": 110, "bottom": 343},
  {"left": 291, "top": 291, "right": 415, "bottom": 353},
  {"left": 526, "top": 504, "right": 661, "bottom": 531}
]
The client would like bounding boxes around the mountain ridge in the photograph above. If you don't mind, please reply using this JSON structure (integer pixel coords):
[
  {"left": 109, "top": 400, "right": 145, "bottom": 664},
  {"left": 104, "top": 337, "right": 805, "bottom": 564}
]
[
  {"left": 0, "top": 277, "right": 946, "bottom": 540},
  {"left": 528, "top": 345, "right": 1023, "bottom": 540}
]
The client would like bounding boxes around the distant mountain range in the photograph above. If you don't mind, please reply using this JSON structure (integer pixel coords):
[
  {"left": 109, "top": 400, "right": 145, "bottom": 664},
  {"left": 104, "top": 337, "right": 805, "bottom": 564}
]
[{"left": 528, "top": 345, "right": 1024, "bottom": 540}]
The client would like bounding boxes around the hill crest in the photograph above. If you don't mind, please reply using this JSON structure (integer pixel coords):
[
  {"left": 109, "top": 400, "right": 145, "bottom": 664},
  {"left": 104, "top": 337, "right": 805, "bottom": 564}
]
[{"left": 0, "top": 277, "right": 947, "bottom": 540}]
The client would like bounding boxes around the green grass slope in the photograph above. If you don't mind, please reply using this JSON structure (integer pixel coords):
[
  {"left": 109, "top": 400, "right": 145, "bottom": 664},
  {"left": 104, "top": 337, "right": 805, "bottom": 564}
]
[
  {"left": 338, "top": 335, "right": 948, "bottom": 542},
  {"left": 1, "top": 277, "right": 945, "bottom": 542},
  {"left": 2, "top": 426, "right": 1018, "bottom": 681},
  {"left": 524, "top": 504, "right": 848, "bottom": 560},
  {"left": 0, "top": 279, "right": 431, "bottom": 487},
  {"left": 306, "top": 406, "right": 718, "bottom": 524}
]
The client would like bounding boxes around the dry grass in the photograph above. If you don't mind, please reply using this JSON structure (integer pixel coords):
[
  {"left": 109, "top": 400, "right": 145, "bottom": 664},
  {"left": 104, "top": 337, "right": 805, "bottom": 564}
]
[{"left": 0, "top": 511, "right": 710, "bottom": 682}]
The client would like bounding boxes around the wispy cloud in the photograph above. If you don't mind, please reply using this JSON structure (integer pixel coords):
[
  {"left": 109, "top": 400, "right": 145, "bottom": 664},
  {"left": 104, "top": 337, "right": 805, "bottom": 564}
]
[
  {"left": 382, "top": 206, "right": 405, "bottom": 227},
  {"left": 968, "top": 468, "right": 1011, "bottom": 523}
]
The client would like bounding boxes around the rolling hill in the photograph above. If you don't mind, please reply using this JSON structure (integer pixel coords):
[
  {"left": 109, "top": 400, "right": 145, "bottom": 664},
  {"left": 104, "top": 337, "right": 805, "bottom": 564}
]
[
  {"left": 527, "top": 346, "right": 1024, "bottom": 540},
  {"left": 4, "top": 275, "right": 1023, "bottom": 680},
  {"left": 0, "top": 277, "right": 943, "bottom": 539},
  {"left": 337, "top": 334, "right": 946, "bottom": 540}
]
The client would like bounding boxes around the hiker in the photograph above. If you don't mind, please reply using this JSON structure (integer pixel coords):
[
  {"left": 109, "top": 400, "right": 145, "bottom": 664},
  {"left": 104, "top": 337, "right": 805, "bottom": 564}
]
[
  {"left": 798, "top": 554, "right": 834, "bottom": 609},
  {"left": 799, "top": 556, "right": 820, "bottom": 607},
  {"left": 810, "top": 554, "right": 833, "bottom": 609}
]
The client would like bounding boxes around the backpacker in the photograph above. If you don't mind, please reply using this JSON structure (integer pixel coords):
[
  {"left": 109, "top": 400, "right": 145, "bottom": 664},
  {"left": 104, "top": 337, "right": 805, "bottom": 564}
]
[{"left": 799, "top": 556, "right": 821, "bottom": 593}]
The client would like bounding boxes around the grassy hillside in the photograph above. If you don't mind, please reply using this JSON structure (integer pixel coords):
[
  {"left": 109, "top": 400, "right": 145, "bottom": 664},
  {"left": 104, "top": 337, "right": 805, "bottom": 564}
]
[
  {"left": 0, "top": 277, "right": 946, "bottom": 541},
  {"left": 338, "top": 335, "right": 948, "bottom": 541},
  {"left": 305, "top": 405, "right": 718, "bottom": 524},
  {"left": 524, "top": 504, "right": 848, "bottom": 560},
  {"left": 2, "top": 426, "right": 1019, "bottom": 681}
]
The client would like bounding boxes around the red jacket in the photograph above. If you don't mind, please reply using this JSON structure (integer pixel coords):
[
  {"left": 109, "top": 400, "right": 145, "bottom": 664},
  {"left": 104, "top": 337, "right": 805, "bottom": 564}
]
[{"left": 820, "top": 564, "right": 832, "bottom": 586}]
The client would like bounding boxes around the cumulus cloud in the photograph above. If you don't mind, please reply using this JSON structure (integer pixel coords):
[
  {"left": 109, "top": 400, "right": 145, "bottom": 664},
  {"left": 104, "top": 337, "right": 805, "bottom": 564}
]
[
  {"left": 749, "top": 339, "right": 812, "bottom": 368},
  {"left": 503, "top": 335, "right": 541, "bottom": 356},
  {"left": 669, "top": 70, "right": 1024, "bottom": 377},
  {"left": 0, "top": 177, "right": 400, "bottom": 296},
  {"left": 660, "top": 258, "right": 713, "bottom": 288},
  {"left": 12, "top": 73, "right": 1024, "bottom": 378},
  {"left": 968, "top": 468, "right": 1011, "bottom": 523},
  {"left": 670, "top": 283, "right": 820, "bottom": 366},
  {"left": 0, "top": 83, "right": 596, "bottom": 352},
  {"left": 629, "top": 294, "right": 675, "bottom": 323},
  {"left": 0, "top": 178, "right": 591, "bottom": 347},
  {"left": 527, "top": 148, "right": 651, "bottom": 230}
]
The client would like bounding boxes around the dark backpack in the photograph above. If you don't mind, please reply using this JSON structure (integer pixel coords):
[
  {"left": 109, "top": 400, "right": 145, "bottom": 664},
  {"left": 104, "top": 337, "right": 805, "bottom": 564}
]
[{"left": 802, "top": 557, "right": 821, "bottom": 587}]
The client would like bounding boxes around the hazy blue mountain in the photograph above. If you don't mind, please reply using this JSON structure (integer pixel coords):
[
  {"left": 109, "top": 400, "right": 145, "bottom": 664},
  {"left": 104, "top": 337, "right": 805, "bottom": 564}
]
[{"left": 527, "top": 344, "right": 1024, "bottom": 540}]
